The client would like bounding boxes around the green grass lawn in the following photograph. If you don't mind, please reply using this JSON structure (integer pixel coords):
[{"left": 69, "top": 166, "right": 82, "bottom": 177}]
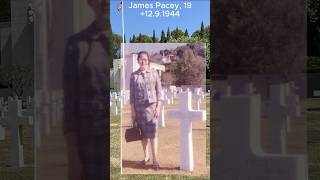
[
  {"left": 307, "top": 99, "right": 320, "bottom": 180},
  {"left": 0, "top": 126, "right": 34, "bottom": 180}
]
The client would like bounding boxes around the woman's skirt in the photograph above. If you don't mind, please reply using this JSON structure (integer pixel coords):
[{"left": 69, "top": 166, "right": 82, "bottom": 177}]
[{"left": 135, "top": 102, "right": 158, "bottom": 139}]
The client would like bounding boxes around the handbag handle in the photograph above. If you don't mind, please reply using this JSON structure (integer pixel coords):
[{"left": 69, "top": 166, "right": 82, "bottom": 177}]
[{"left": 132, "top": 119, "right": 138, "bottom": 128}]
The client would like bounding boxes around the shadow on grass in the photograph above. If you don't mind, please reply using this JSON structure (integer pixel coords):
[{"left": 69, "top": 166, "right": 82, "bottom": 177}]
[{"left": 122, "top": 160, "right": 180, "bottom": 171}]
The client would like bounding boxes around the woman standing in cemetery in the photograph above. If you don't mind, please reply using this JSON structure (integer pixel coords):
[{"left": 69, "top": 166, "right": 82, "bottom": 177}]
[{"left": 130, "top": 51, "right": 162, "bottom": 170}]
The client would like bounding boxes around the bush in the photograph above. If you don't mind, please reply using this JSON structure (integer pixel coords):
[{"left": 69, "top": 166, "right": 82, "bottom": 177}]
[{"left": 0, "top": 65, "right": 33, "bottom": 96}]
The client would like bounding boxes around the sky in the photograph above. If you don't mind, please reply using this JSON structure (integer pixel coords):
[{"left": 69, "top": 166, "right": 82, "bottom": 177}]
[{"left": 110, "top": 0, "right": 210, "bottom": 40}]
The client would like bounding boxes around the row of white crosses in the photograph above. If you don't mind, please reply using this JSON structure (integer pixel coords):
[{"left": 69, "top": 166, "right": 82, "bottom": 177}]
[
  {"left": 213, "top": 83, "right": 307, "bottom": 180},
  {"left": 0, "top": 90, "right": 65, "bottom": 167},
  {"left": 31, "top": 90, "right": 64, "bottom": 148},
  {"left": 110, "top": 92, "right": 120, "bottom": 115},
  {"left": 220, "top": 82, "right": 302, "bottom": 154}
]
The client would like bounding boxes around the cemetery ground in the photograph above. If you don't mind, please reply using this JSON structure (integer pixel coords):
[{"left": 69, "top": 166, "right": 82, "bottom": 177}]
[
  {"left": 306, "top": 98, "right": 320, "bottom": 180},
  {"left": 0, "top": 126, "right": 34, "bottom": 180},
  {"left": 0, "top": 96, "right": 319, "bottom": 179},
  {"left": 111, "top": 94, "right": 210, "bottom": 179},
  {"left": 212, "top": 97, "right": 320, "bottom": 180}
]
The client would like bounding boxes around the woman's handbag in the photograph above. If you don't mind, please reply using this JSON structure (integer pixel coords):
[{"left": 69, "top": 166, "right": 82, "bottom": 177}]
[{"left": 125, "top": 121, "right": 142, "bottom": 142}]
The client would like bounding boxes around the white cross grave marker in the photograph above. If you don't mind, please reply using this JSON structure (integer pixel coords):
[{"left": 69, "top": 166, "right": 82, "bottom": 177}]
[
  {"left": 193, "top": 88, "right": 202, "bottom": 110},
  {"left": 41, "top": 92, "right": 51, "bottom": 136},
  {"left": 0, "top": 113, "right": 5, "bottom": 140},
  {"left": 285, "top": 82, "right": 301, "bottom": 117},
  {"left": 0, "top": 102, "right": 7, "bottom": 140},
  {"left": 269, "top": 84, "right": 290, "bottom": 154},
  {"left": 214, "top": 93, "right": 307, "bottom": 180},
  {"left": 119, "top": 91, "right": 124, "bottom": 109},
  {"left": 166, "top": 89, "right": 174, "bottom": 104},
  {"left": 0, "top": 100, "right": 33, "bottom": 167},
  {"left": 169, "top": 85, "right": 177, "bottom": 98},
  {"left": 22, "top": 98, "right": 39, "bottom": 148},
  {"left": 167, "top": 90, "right": 206, "bottom": 171},
  {"left": 159, "top": 90, "right": 169, "bottom": 127},
  {"left": 111, "top": 101, "right": 118, "bottom": 115}
]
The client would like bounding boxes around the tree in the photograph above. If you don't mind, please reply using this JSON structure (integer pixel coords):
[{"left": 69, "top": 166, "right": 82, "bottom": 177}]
[
  {"left": 131, "top": 34, "right": 136, "bottom": 42},
  {"left": 200, "top": 21, "right": 205, "bottom": 38},
  {"left": 132, "top": 34, "right": 153, "bottom": 43},
  {"left": 213, "top": 0, "right": 305, "bottom": 80},
  {"left": 152, "top": 30, "right": 157, "bottom": 42},
  {"left": 124, "top": 34, "right": 126, "bottom": 43},
  {"left": 184, "top": 29, "right": 189, "bottom": 37},
  {"left": 112, "top": 33, "right": 122, "bottom": 59},
  {"left": 307, "top": 0, "right": 320, "bottom": 56},
  {"left": 0, "top": 65, "right": 33, "bottom": 97},
  {"left": 167, "top": 27, "right": 171, "bottom": 40},
  {"left": 162, "top": 71, "right": 176, "bottom": 86},
  {"left": 170, "top": 28, "right": 185, "bottom": 40},
  {"left": 160, "top": 30, "right": 166, "bottom": 43},
  {"left": 174, "top": 47, "right": 205, "bottom": 86},
  {"left": 169, "top": 26, "right": 211, "bottom": 79}
]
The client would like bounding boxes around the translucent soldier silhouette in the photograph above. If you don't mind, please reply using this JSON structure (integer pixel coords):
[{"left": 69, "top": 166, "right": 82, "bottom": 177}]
[{"left": 63, "top": 0, "right": 111, "bottom": 179}]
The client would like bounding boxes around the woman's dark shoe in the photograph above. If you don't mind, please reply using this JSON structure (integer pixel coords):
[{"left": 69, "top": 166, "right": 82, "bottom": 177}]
[
  {"left": 152, "top": 162, "right": 160, "bottom": 170},
  {"left": 140, "top": 158, "right": 150, "bottom": 166}
]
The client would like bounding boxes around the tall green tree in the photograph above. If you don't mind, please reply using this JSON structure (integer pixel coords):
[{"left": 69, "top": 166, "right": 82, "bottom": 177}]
[
  {"left": 184, "top": 29, "right": 189, "bottom": 37},
  {"left": 160, "top": 30, "right": 166, "bottom": 42},
  {"left": 131, "top": 34, "right": 153, "bottom": 43},
  {"left": 152, "top": 30, "right": 157, "bottom": 42},
  {"left": 213, "top": 0, "right": 305, "bottom": 80},
  {"left": 200, "top": 21, "right": 205, "bottom": 38},
  {"left": 307, "top": 0, "right": 320, "bottom": 56},
  {"left": 112, "top": 33, "right": 122, "bottom": 59},
  {"left": 0, "top": 65, "right": 33, "bottom": 96},
  {"left": 167, "top": 27, "right": 171, "bottom": 40},
  {"left": 131, "top": 34, "right": 136, "bottom": 42},
  {"left": 170, "top": 28, "right": 185, "bottom": 40},
  {"left": 174, "top": 47, "right": 205, "bottom": 86}
]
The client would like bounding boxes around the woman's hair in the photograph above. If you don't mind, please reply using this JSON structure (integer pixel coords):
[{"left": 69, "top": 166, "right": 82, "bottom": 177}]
[{"left": 137, "top": 51, "right": 151, "bottom": 65}]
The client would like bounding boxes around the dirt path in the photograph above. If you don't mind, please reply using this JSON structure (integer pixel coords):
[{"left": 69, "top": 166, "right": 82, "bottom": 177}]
[{"left": 121, "top": 98, "right": 208, "bottom": 175}]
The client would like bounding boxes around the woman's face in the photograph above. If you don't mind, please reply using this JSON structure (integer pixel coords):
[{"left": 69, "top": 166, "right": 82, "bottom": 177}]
[{"left": 138, "top": 54, "right": 149, "bottom": 70}]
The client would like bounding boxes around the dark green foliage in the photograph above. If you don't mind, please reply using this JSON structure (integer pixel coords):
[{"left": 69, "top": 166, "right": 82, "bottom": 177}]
[
  {"left": 184, "top": 29, "right": 189, "bottom": 37},
  {"left": 170, "top": 28, "right": 185, "bottom": 40},
  {"left": 308, "top": 0, "right": 320, "bottom": 56},
  {"left": 174, "top": 47, "right": 206, "bottom": 86},
  {"left": 160, "top": 30, "right": 166, "bottom": 43},
  {"left": 0, "top": 65, "right": 33, "bottom": 96},
  {"left": 213, "top": 0, "right": 305, "bottom": 80},
  {"left": 152, "top": 30, "right": 157, "bottom": 42},
  {"left": 166, "top": 27, "right": 171, "bottom": 40},
  {"left": 112, "top": 33, "right": 122, "bottom": 59}
]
